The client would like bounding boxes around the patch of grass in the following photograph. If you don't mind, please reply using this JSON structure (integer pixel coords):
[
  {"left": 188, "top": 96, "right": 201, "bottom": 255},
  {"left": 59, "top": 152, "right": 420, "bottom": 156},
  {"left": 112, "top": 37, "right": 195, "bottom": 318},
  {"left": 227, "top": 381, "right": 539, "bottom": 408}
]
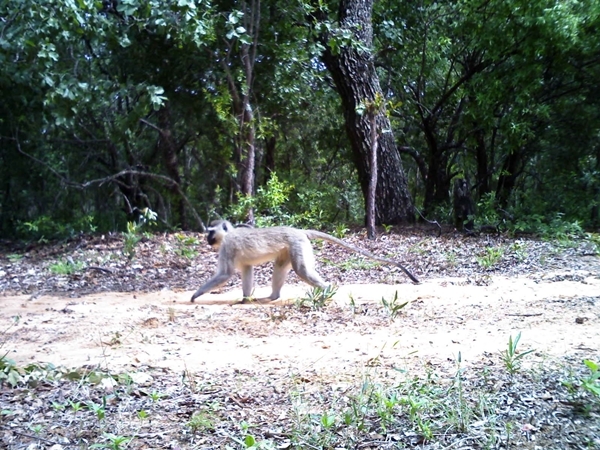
[
  {"left": 48, "top": 258, "right": 85, "bottom": 275},
  {"left": 295, "top": 285, "right": 337, "bottom": 310},
  {"left": 187, "top": 409, "right": 215, "bottom": 434},
  {"left": 476, "top": 246, "right": 504, "bottom": 269},
  {"left": 380, "top": 290, "right": 408, "bottom": 321},
  {"left": 6, "top": 254, "right": 23, "bottom": 263},
  {"left": 509, "top": 240, "right": 528, "bottom": 262},
  {"left": 338, "top": 256, "right": 379, "bottom": 271}
]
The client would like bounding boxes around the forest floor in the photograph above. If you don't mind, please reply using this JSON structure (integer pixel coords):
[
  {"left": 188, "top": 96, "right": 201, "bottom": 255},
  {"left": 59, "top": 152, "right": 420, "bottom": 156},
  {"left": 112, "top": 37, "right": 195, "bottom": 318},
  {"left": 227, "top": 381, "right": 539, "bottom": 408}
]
[{"left": 0, "top": 227, "right": 599, "bottom": 449}]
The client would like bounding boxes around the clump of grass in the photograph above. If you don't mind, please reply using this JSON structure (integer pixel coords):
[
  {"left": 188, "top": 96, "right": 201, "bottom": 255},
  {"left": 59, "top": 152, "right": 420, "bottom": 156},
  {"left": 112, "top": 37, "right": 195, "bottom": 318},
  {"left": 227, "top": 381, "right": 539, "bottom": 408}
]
[
  {"left": 49, "top": 258, "right": 85, "bottom": 275},
  {"left": 476, "top": 246, "right": 504, "bottom": 269},
  {"left": 187, "top": 410, "right": 215, "bottom": 434},
  {"left": 295, "top": 286, "right": 337, "bottom": 310},
  {"left": 380, "top": 290, "right": 408, "bottom": 321}
]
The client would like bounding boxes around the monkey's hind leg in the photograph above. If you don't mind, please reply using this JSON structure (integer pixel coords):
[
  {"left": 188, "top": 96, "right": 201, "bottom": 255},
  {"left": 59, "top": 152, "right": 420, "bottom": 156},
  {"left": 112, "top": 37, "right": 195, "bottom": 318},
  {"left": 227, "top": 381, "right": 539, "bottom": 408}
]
[{"left": 290, "top": 240, "right": 328, "bottom": 291}]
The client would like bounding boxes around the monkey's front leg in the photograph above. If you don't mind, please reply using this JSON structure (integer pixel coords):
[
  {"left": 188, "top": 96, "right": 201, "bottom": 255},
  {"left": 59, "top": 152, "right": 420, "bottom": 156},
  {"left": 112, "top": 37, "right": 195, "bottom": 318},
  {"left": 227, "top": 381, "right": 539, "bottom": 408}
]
[{"left": 190, "top": 271, "right": 233, "bottom": 302}]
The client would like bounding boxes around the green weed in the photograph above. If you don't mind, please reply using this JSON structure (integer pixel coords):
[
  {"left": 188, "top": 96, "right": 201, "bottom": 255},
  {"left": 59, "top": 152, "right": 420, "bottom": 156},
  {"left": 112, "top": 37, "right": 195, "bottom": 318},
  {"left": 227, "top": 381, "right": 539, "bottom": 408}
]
[
  {"left": 476, "top": 246, "right": 504, "bottom": 269},
  {"left": 49, "top": 258, "right": 85, "bottom": 275},
  {"left": 90, "top": 433, "right": 133, "bottom": 450},
  {"left": 581, "top": 360, "right": 600, "bottom": 397},
  {"left": 380, "top": 290, "right": 408, "bottom": 321},
  {"left": 122, "top": 207, "right": 157, "bottom": 259},
  {"left": 295, "top": 285, "right": 337, "bottom": 310},
  {"left": 174, "top": 233, "right": 199, "bottom": 259},
  {"left": 332, "top": 223, "right": 349, "bottom": 238},
  {"left": 6, "top": 254, "right": 23, "bottom": 263},
  {"left": 501, "top": 332, "right": 535, "bottom": 374},
  {"left": 187, "top": 410, "right": 215, "bottom": 433}
]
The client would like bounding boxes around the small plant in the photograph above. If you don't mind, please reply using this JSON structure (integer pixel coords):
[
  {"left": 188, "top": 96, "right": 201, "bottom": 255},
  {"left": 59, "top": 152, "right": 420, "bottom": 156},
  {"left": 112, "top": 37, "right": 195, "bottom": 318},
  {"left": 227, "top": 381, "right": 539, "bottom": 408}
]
[
  {"left": 509, "top": 241, "right": 528, "bottom": 262},
  {"left": 51, "top": 401, "right": 66, "bottom": 411},
  {"left": 476, "top": 246, "right": 504, "bottom": 269},
  {"left": 69, "top": 400, "right": 84, "bottom": 413},
  {"left": 382, "top": 223, "right": 393, "bottom": 233},
  {"left": 174, "top": 233, "right": 199, "bottom": 259},
  {"left": 149, "top": 390, "right": 165, "bottom": 403},
  {"left": 90, "top": 433, "right": 133, "bottom": 450},
  {"left": 86, "top": 399, "right": 106, "bottom": 421},
  {"left": 49, "top": 258, "right": 85, "bottom": 275},
  {"left": 187, "top": 410, "right": 215, "bottom": 433},
  {"left": 380, "top": 290, "right": 408, "bottom": 321},
  {"left": 586, "top": 233, "right": 600, "bottom": 255},
  {"left": 6, "top": 254, "right": 23, "bottom": 263},
  {"left": 0, "top": 356, "right": 21, "bottom": 388},
  {"left": 447, "top": 352, "right": 472, "bottom": 433},
  {"left": 445, "top": 251, "right": 458, "bottom": 268},
  {"left": 332, "top": 224, "right": 349, "bottom": 239},
  {"left": 29, "top": 424, "right": 44, "bottom": 435},
  {"left": 580, "top": 360, "right": 600, "bottom": 397},
  {"left": 501, "top": 332, "right": 535, "bottom": 374},
  {"left": 122, "top": 207, "right": 157, "bottom": 259},
  {"left": 295, "top": 285, "right": 337, "bottom": 310},
  {"left": 123, "top": 221, "right": 142, "bottom": 259},
  {"left": 348, "top": 294, "right": 358, "bottom": 314}
]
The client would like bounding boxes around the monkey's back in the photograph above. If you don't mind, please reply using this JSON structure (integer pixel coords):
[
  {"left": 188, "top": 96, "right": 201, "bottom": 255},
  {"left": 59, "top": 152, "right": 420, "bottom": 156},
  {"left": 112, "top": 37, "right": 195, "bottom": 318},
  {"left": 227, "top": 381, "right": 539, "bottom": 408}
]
[{"left": 225, "top": 226, "right": 310, "bottom": 267}]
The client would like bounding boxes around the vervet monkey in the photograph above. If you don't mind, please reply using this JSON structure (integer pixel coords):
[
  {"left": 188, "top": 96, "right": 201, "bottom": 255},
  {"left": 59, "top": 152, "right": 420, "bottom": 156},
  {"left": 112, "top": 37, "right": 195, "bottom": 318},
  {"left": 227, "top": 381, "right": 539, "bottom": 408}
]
[
  {"left": 191, "top": 220, "right": 419, "bottom": 302},
  {"left": 190, "top": 220, "right": 419, "bottom": 302}
]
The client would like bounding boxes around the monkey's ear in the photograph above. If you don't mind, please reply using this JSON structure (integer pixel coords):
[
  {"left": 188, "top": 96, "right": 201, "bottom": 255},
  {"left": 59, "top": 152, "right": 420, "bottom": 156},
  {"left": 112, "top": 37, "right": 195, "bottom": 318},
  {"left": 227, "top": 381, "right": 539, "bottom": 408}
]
[{"left": 222, "top": 222, "right": 228, "bottom": 231}]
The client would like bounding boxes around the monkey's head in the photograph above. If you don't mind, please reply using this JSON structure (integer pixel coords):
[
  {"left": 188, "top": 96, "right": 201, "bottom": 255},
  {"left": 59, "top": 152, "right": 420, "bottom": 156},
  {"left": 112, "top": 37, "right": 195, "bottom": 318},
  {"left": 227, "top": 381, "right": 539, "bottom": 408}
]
[{"left": 206, "top": 220, "right": 234, "bottom": 250}]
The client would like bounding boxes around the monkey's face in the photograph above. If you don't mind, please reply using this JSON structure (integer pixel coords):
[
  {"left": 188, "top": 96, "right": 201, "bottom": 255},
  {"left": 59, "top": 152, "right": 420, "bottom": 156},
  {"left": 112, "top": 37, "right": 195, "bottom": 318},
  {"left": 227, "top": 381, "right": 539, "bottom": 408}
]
[
  {"left": 207, "top": 229, "right": 220, "bottom": 248},
  {"left": 206, "top": 221, "right": 230, "bottom": 250}
]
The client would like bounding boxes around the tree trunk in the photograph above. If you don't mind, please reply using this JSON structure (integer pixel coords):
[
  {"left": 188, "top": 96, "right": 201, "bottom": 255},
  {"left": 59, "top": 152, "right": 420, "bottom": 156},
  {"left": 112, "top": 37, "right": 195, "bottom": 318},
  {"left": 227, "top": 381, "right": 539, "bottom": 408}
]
[
  {"left": 366, "top": 110, "right": 378, "bottom": 238},
  {"left": 156, "top": 107, "right": 186, "bottom": 228},
  {"left": 496, "top": 148, "right": 524, "bottom": 208},
  {"left": 318, "top": 0, "right": 414, "bottom": 224},
  {"left": 222, "top": 0, "right": 260, "bottom": 224},
  {"left": 474, "top": 128, "right": 489, "bottom": 198}
]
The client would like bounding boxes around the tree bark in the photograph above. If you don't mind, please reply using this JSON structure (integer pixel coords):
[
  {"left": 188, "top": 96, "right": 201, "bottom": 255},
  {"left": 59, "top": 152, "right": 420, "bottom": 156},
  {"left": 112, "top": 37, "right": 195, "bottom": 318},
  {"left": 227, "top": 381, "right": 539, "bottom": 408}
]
[
  {"left": 366, "top": 109, "right": 378, "bottom": 238},
  {"left": 318, "top": 0, "right": 414, "bottom": 224}
]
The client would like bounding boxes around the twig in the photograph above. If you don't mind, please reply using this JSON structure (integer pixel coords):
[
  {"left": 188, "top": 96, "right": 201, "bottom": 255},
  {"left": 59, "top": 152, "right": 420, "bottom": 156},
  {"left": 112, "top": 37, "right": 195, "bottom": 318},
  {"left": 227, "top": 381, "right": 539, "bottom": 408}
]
[
  {"left": 85, "top": 266, "right": 114, "bottom": 274},
  {"left": 506, "top": 313, "right": 543, "bottom": 317},
  {"left": 0, "top": 424, "right": 78, "bottom": 447},
  {"left": 10, "top": 132, "right": 206, "bottom": 231},
  {"left": 414, "top": 205, "right": 442, "bottom": 237}
]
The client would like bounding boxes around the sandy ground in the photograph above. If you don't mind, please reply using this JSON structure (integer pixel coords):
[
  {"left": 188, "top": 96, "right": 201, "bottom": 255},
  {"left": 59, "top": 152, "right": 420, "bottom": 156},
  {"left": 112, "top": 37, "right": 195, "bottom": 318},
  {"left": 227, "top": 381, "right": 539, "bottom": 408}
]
[{"left": 2, "top": 271, "right": 599, "bottom": 378}]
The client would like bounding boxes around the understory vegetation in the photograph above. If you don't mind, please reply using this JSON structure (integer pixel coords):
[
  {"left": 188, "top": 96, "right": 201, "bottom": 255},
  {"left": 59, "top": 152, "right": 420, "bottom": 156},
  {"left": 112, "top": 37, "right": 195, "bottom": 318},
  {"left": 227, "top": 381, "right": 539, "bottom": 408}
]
[{"left": 1, "top": 0, "right": 600, "bottom": 241}]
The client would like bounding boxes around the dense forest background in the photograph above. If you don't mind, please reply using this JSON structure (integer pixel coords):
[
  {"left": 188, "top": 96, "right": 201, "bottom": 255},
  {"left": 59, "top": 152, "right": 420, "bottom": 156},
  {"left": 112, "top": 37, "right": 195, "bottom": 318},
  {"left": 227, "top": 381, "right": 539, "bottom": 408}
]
[{"left": 1, "top": 0, "right": 599, "bottom": 240}]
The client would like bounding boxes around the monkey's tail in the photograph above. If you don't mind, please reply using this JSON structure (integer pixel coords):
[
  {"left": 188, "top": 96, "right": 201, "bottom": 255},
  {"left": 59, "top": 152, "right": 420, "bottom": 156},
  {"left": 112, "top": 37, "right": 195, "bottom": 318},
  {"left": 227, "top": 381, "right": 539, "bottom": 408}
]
[{"left": 304, "top": 230, "right": 420, "bottom": 284}]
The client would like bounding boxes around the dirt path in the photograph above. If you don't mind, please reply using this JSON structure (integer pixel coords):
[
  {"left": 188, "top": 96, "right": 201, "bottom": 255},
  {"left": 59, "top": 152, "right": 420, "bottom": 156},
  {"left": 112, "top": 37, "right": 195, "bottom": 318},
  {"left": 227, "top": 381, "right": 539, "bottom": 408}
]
[{"left": 3, "top": 271, "right": 599, "bottom": 378}]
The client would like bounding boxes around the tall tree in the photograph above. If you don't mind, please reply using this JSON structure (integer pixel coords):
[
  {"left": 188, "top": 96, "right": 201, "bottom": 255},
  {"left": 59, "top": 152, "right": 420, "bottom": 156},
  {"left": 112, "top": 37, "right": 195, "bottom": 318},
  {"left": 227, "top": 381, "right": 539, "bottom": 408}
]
[{"left": 311, "top": 0, "right": 415, "bottom": 225}]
